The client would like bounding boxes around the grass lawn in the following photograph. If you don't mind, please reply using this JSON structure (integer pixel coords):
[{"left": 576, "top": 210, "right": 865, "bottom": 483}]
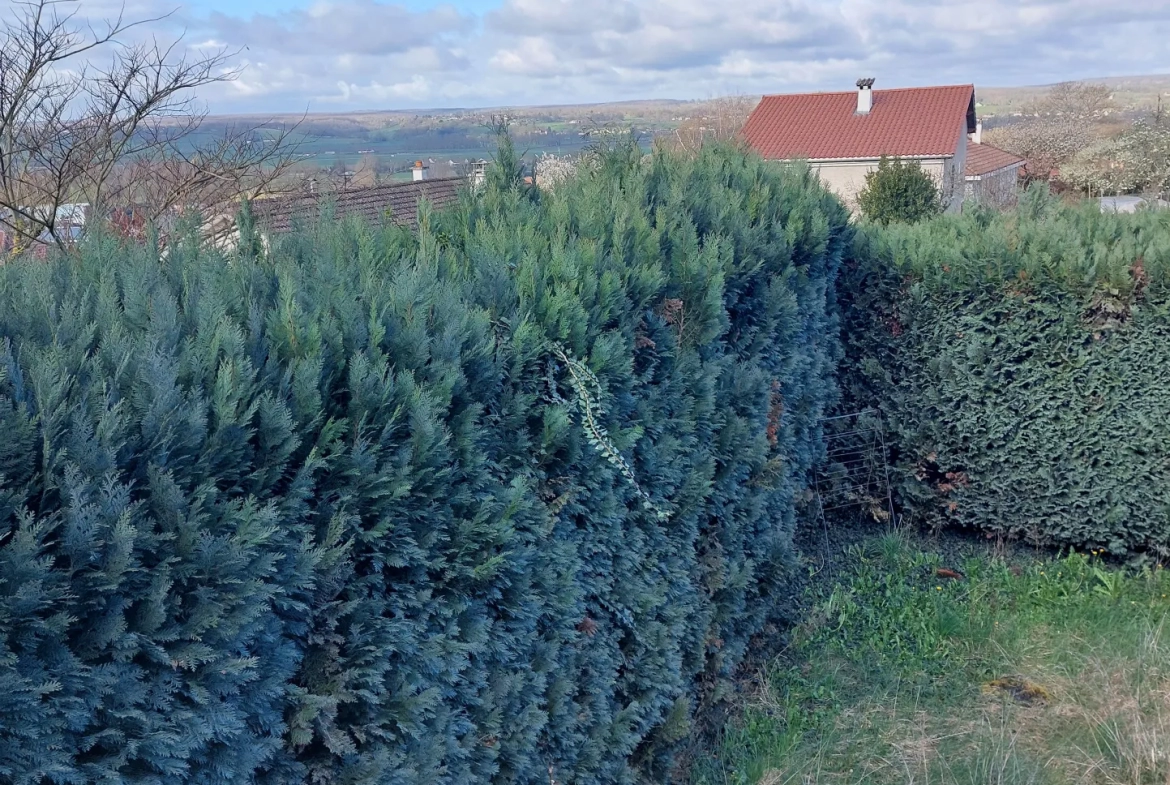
[{"left": 697, "top": 530, "right": 1170, "bottom": 785}]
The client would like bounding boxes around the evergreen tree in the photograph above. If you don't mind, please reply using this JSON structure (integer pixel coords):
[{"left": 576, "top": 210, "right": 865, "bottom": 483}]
[
  {"left": 856, "top": 156, "right": 943, "bottom": 225},
  {"left": 0, "top": 142, "right": 849, "bottom": 783},
  {"left": 838, "top": 191, "right": 1170, "bottom": 555}
]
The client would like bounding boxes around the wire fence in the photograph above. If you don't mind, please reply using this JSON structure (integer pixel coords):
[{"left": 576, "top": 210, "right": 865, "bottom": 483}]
[{"left": 808, "top": 409, "right": 897, "bottom": 576}]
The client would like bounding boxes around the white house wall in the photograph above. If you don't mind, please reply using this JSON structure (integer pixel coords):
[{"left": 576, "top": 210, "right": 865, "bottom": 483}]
[
  {"left": 808, "top": 158, "right": 949, "bottom": 212},
  {"left": 781, "top": 117, "right": 972, "bottom": 214}
]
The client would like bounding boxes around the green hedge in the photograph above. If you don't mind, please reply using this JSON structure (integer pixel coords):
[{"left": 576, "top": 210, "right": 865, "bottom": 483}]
[
  {"left": 0, "top": 144, "right": 849, "bottom": 783},
  {"left": 839, "top": 190, "right": 1170, "bottom": 556}
]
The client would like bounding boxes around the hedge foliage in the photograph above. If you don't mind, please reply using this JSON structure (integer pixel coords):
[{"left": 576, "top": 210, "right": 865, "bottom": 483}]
[
  {"left": 0, "top": 143, "right": 849, "bottom": 783},
  {"left": 839, "top": 189, "right": 1170, "bottom": 556}
]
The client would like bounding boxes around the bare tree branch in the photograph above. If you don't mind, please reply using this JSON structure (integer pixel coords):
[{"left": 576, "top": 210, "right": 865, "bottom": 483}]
[
  {"left": 0, "top": 0, "right": 299, "bottom": 255},
  {"left": 659, "top": 95, "right": 755, "bottom": 157}
]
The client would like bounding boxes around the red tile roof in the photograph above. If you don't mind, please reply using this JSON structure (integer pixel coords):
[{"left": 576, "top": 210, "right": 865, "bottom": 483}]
[
  {"left": 255, "top": 178, "right": 462, "bottom": 234},
  {"left": 964, "top": 141, "right": 1025, "bottom": 177},
  {"left": 742, "top": 84, "right": 976, "bottom": 161}
]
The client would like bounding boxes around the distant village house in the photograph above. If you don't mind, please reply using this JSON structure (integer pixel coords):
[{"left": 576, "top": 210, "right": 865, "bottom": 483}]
[
  {"left": 743, "top": 79, "right": 1023, "bottom": 212},
  {"left": 249, "top": 176, "right": 463, "bottom": 241},
  {"left": 1, "top": 202, "right": 89, "bottom": 257}
]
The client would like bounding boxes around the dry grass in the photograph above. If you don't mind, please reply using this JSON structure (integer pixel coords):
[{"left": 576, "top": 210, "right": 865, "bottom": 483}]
[
  {"left": 748, "top": 651, "right": 1170, "bottom": 785},
  {"left": 697, "top": 535, "right": 1170, "bottom": 785}
]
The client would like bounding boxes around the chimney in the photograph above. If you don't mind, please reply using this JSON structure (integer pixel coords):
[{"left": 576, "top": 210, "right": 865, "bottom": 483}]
[
  {"left": 971, "top": 119, "right": 983, "bottom": 145},
  {"left": 412, "top": 161, "right": 428, "bottom": 181},
  {"left": 856, "top": 78, "right": 875, "bottom": 115},
  {"left": 470, "top": 159, "right": 488, "bottom": 189}
]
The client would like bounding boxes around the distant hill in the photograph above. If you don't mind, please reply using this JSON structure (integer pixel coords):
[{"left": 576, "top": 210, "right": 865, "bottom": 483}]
[
  {"left": 206, "top": 99, "right": 704, "bottom": 131},
  {"left": 207, "top": 76, "right": 1170, "bottom": 128},
  {"left": 976, "top": 74, "right": 1170, "bottom": 117},
  {"left": 197, "top": 75, "right": 1170, "bottom": 174}
]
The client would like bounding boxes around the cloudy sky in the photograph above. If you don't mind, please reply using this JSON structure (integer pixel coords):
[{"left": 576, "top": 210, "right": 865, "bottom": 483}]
[{"left": 72, "top": 0, "right": 1170, "bottom": 113}]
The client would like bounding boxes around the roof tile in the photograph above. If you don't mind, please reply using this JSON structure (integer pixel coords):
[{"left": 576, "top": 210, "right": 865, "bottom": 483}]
[
  {"left": 964, "top": 141, "right": 1026, "bottom": 177},
  {"left": 742, "top": 85, "right": 975, "bottom": 160},
  {"left": 256, "top": 178, "right": 462, "bottom": 234}
]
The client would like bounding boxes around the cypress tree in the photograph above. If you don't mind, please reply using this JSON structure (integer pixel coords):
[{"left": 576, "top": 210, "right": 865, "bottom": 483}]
[{"left": 0, "top": 142, "right": 849, "bottom": 783}]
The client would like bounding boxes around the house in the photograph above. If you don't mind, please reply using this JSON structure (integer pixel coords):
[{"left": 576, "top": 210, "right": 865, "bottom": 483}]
[
  {"left": 0, "top": 202, "right": 90, "bottom": 256},
  {"left": 964, "top": 132, "right": 1026, "bottom": 209},
  {"left": 252, "top": 177, "right": 462, "bottom": 237},
  {"left": 53, "top": 203, "right": 89, "bottom": 230},
  {"left": 37, "top": 203, "right": 89, "bottom": 244},
  {"left": 470, "top": 160, "right": 489, "bottom": 189},
  {"left": 742, "top": 79, "right": 977, "bottom": 211}
]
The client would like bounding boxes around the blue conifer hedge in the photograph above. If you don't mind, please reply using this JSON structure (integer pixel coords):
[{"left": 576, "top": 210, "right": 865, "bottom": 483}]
[{"left": 0, "top": 143, "right": 848, "bottom": 782}]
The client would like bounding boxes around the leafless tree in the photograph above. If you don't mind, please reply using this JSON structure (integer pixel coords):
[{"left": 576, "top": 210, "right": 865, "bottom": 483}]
[
  {"left": 0, "top": 0, "right": 299, "bottom": 253},
  {"left": 1028, "top": 81, "right": 1116, "bottom": 119},
  {"left": 664, "top": 95, "right": 757, "bottom": 156},
  {"left": 984, "top": 118, "right": 1094, "bottom": 182},
  {"left": 353, "top": 153, "right": 379, "bottom": 187}
]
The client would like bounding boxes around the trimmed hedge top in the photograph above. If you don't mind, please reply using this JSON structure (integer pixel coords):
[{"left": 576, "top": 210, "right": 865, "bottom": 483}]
[{"left": 868, "top": 186, "right": 1170, "bottom": 295}]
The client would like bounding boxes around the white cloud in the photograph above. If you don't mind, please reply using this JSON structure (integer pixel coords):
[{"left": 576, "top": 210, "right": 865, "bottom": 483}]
[
  {"left": 43, "top": 0, "right": 1170, "bottom": 111},
  {"left": 206, "top": 0, "right": 473, "bottom": 57},
  {"left": 489, "top": 37, "right": 566, "bottom": 76},
  {"left": 328, "top": 75, "right": 437, "bottom": 103}
]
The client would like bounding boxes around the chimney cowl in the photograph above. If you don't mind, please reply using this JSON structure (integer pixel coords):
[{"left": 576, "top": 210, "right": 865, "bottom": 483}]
[{"left": 856, "top": 77, "right": 875, "bottom": 115}]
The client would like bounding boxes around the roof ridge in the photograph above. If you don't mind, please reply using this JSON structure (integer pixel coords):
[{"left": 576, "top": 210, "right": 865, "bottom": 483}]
[
  {"left": 965, "top": 138, "right": 1027, "bottom": 176},
  {"left": 264, "top": 176, "right": 464, "bottom": 203},
  {"left": 255, "top": 176, "right": 462, "bottom": 234},
  {"left": 759, "top": 84, "right": 973, "bottom": 99}
]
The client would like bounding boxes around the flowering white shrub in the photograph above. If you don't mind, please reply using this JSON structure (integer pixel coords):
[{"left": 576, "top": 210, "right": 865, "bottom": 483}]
[
  {"left": 1060, "top": 119, "right": 1170, "bottom": 196},
  {"left": 536, "top": 152, "right": 597, "bottom": 190},
  {"left": 984, "top": 118, "right": 1093, "bottom": 180}
]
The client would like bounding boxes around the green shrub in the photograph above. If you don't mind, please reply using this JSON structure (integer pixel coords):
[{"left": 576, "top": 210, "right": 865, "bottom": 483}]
[
  {"left": 0, "top": 143, "right": 849, "bottom": 783},
  {"left": 839, "top": 188, "right": 1170, "bottom": 556},
  {"left": 856, "top": 156, "right": 943, "bottom": 226}
]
